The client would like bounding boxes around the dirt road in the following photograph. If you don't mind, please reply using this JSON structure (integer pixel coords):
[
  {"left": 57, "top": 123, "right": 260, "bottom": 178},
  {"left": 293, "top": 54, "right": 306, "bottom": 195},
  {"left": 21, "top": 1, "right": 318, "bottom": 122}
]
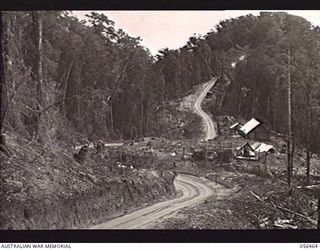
[
  {"left": 89, "top": 79, "right": 220, "bottom": 229},
  {"left": 90, "top": 174, "right": 215, "bottom": 229},
  {"left": 193, "top": 79, "right": 217, "bottom": 141}
]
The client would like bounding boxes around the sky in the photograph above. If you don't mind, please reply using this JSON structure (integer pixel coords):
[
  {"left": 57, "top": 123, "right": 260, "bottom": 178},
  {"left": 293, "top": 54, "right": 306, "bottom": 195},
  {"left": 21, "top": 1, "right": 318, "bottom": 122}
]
[{"left": 72, "top": 11, "right": 320, "bottom": 55}]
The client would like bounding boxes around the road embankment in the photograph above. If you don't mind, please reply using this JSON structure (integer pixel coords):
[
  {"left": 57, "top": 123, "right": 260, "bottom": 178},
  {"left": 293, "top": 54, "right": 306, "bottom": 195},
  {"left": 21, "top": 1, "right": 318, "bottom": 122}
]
[
  {"left": 1, "top": 136, "right": 176, "bottom": 229},
  {"left": 90, "top": 174, "right": 217, "bottom": 229}
]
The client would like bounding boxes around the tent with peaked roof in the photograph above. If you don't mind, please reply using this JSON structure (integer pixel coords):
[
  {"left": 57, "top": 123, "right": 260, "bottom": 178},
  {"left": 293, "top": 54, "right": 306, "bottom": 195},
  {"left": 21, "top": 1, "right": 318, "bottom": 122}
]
[{"left": 235, "top": 142, "right": 258, "bottom": 160}]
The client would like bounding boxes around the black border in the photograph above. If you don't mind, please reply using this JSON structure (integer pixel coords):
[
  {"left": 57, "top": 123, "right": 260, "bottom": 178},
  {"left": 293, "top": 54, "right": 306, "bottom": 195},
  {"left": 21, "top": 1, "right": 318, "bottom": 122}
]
[
  {"left": 0, "top": 230, "right": 319, "bottom": 243},
  {"left": 0, "top": 0, "right": 319, "bottom": 11},
  {"left": 1, "top": 0, "right": 320, "bottom": 244}
]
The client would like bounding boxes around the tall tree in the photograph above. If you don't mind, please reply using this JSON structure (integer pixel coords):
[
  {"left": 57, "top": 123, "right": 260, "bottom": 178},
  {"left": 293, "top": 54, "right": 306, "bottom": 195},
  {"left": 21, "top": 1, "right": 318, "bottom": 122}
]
[
  {"left": 0, "top": 12, "right": 4, "bottom": 135},
  {"left": 287, "top": 48, "right": 293, "bottom": 187},
  {"left": 31, "top": 11, "right": 44, "bottom": 140}
]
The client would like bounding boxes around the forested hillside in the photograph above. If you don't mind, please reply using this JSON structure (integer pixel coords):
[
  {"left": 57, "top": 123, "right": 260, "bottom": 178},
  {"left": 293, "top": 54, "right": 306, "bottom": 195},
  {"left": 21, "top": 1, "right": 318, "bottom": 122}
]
[
  {"left": 1, "top": 11, "right": 320, "bottom": 230},
  {"left": 156, "top": 12, "right": 320, "bottom": 157},
  {"left": 0, "top": 11, "right": 179, "bottom": 229},
  {"left": 1, "top": 11, "right": 167, "bottom": 143},
  {"left": 1, "top": 11, "right": 319, "bottom": 152}
]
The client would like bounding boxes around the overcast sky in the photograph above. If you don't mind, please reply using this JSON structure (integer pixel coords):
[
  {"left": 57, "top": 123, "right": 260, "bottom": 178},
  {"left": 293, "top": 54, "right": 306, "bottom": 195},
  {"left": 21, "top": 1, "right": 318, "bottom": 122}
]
[{"left": 72, "top": 11, "right": 320, "bottom": 55}]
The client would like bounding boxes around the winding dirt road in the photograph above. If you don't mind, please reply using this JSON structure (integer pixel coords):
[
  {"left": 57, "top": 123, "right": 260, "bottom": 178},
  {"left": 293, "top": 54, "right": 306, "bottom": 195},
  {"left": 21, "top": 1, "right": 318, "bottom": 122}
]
[
  {"left": 90, "top": 79, "right": 219, "bottom": 229},
  {"left": 193, "top": 79, "right": 217, "bottom": 141},
  {"left": 90, "top": 174, "right": 215, "bottom": 229}
]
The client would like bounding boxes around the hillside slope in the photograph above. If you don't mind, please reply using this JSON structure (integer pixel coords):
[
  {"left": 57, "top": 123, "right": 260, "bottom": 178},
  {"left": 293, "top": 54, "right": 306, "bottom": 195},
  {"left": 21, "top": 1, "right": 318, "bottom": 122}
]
[{"left": 0, "top": 134, "right": 176, "bottom": 229}]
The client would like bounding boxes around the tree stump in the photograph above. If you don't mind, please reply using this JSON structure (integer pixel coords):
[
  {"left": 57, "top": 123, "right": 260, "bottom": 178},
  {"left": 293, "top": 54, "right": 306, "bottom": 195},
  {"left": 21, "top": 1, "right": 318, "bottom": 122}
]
[{"left": 73, "top": 145, "right": 88, "bottom": 164}]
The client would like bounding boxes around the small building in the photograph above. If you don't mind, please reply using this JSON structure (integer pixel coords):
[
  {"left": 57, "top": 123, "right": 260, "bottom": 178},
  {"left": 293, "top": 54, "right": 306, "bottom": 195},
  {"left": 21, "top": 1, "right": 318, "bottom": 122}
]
[
  {"left": 251, "top": 142, "right": 274, "bottom": 154},
  {"left": 239, "top": 118, "right": 260, "bottom": 135},
  {"left": 239, "top": 118, "right": 270, "bottom": 141},
  {"left": 229, "top": 122, "right": 241, "bottom": 135},
  {"left": 235, "top": 142, "right": 258, "bottom": 161}
]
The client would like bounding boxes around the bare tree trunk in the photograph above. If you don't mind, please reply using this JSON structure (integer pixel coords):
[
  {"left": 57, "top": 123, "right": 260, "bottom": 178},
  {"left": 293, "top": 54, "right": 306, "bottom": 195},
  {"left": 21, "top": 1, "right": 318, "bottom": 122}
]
[
  {"left": 291, "top": 134, "right": 295, "bottom": 176},
  {"left": 63, "top": 53, "right": 76, "bottom": 117},
  {"left": 139, "top": 96, "right": 144, "bottom": 137},
  {"left": 145, "top": 102, "right": 150, "bottom": 135},
  {"left": 107, "top": 52, "right": 133, "bottom": 106},
  {"left": 305, "top": 83, "right": 312, "bottom": 185},
  {"left": 252, "top": 78, "right": 256, "bottom": 116},
  {"left": 76, "top": 89, "right": 80, "bottom": 121},
  {"left": 162, "top": 98, "right": 165, "bottom": 135},
  {"left": 0, "top": 12, "right": 5, "bottom": 134},
  {"left": 318, "top": 197, "right": 320, "bottom": 230},
  {"left": 145, "top": 113, "right": 149, "bottom": 135},
  {"left": 32, "top": 11, "right": 44, "bottom": 141},
  {"left": 0, "top": 12, "right": 11, "bottom": 135},
  {"left": 287, "top": 48, "right": 293, "bottom": 187},
  {"left": 109, "top": 102, "right": 113, "bottom": 136},
  {"left": 287, "top": 137, "right": 291, "bottom": 186},
  {"left": 306, "top": 149, "right": 312, "bottom": 185}
]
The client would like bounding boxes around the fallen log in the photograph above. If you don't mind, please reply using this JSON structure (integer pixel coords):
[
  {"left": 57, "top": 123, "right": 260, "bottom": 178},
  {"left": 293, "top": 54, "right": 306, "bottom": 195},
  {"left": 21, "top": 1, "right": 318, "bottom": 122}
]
[
  {"left": 249, "top": 191, "right": 317, "bottom": 226},
  {"left": 274, "top": 219, "right": 297, "bottom": 229},
  {"left": 296, "top": 185, "right": 320, "bottom": 195},
  {"left": 270, "top": 200, "right": 317, "bottom": 225}
]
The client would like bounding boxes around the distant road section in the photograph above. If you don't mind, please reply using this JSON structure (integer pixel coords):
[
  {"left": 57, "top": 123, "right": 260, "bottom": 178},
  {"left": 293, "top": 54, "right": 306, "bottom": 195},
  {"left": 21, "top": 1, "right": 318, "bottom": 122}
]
[
  {"left": 90, "top": 174, "right": 214, "bottom": 229},
  {"left": 193, "top": 79, "right": 217, "bottom": 141}
]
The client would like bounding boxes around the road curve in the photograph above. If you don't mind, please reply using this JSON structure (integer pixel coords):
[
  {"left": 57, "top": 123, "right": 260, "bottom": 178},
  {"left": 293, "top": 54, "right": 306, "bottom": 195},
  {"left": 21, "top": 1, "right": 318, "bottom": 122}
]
[
  {"left": 193, "top": 79, "right": 217, "bottom": 141},
  {"left": 90, "top": 174, "right": 214, "bottom": 229},
  {"left": 89, "top": 80, "right": 218, "bottom": 229}
]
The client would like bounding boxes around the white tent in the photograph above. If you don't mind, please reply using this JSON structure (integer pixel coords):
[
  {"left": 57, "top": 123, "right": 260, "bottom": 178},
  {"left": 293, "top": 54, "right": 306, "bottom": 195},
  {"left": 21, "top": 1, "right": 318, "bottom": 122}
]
[
  {"left": 239, "top": 118, "right": 260, "bottom": 135},
  {"left": 251, "top": 142, "right": 274, "bottom": 153}
]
